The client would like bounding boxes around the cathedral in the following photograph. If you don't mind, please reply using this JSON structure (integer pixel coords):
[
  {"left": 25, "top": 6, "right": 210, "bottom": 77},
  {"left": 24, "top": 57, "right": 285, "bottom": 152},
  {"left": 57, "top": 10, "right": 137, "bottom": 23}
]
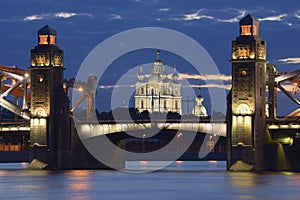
[{"left": 135, "top": 51, "right": 182, "bottom": 114}]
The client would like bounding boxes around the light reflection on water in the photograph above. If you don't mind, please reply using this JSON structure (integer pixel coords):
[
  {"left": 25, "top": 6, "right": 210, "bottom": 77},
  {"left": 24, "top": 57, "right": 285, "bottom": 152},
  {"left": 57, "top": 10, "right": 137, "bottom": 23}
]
[{"left": 0, "top": 161, "right": 300, "bottom": 199}]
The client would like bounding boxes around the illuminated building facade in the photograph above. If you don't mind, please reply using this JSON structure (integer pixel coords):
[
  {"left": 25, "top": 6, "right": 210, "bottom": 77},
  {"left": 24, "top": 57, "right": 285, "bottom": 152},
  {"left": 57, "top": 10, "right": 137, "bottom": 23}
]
[
  {"left": 30, "top": 25, "right": 70, "bottom": 168},
  {"left": 228, "top": 14, "right": 267, "bottom": 170},
  {"left": 135, "top": 51, "right": 182, "bottom": 114}
]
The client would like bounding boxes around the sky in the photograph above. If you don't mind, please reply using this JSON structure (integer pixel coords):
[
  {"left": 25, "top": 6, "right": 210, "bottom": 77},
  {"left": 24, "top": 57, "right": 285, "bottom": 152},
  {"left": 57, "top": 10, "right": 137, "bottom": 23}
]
[{"left": 1, "top": 0, "right": 300, "bottom": 114}]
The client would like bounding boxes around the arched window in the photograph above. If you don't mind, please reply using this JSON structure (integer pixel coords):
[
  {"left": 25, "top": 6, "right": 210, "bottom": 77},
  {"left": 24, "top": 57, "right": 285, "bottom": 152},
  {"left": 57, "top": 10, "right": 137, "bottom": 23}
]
[
  {"left": 141, "top": 100, "right": 144, "bottom": 109},
  {"left": 141, "top": 87, "right": 144, "bottom": 95},
  {"left": 151, "top": 88, "right": 155, "bottom": 96}
]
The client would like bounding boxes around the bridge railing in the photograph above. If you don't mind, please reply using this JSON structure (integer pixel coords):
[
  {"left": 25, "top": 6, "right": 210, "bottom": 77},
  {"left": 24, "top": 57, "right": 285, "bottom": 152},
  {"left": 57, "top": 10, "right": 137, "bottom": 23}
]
[
  {"left": 75, "top": 118, "right": 226, "bottom": 125},
  {"left": 0, "top": 119, "right": 30, "bottom": 126}
]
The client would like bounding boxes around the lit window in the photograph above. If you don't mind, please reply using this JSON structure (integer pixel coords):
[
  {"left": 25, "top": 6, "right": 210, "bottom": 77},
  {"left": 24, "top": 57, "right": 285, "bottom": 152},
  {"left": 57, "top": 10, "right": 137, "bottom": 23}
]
[
  {"left": 38, "top": 76, "right": 44, "bottom": 83},
  {"left": 53, "top": 55, "right": 62, "bottom": 66},
  {"left": 35, "top": 54, "right": 46, "bottom": 66},
  {"left": 39, "top": 35, "right": 48, "bottom": 44},
  {"left": 241, "top": 25, "right": 251, "bottom": 36},
  {"left": 253, "top": 25, "right": 259, "bottom": 36},
  {"left": 49, "top": 35, "right": 56, "bottom": 45},
  {"left": 237, "top": 46, "right": 250, "bottom": 58}
]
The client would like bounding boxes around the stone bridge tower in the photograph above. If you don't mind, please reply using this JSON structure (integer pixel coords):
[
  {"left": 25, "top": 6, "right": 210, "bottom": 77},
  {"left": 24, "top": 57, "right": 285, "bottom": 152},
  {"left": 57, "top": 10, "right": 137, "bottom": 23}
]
[
  {"left": 228, "top": 14, "right": 267, "bottom": 171},
  {"left": 30, "top": 25, "right": 70, "bottom": 168}
]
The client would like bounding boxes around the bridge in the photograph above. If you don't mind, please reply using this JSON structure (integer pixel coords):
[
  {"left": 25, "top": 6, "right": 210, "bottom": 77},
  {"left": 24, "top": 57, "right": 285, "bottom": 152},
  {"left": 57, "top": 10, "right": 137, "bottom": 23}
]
[
  {"left": 76, "top": 119, "right": 226, "bottom": 138},
  {"left": 1, "top": 16, "right": 300, "bottom": 170}
]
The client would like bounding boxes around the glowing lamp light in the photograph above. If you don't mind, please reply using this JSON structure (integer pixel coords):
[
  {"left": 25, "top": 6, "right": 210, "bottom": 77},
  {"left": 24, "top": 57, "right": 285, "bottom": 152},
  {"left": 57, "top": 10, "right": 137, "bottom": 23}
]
[
  {"left": 39, "top": 77, "right": 44, "bottom": 83},
  {"left": 177, "top": 133, "right": 183, "bottom": 138},
  {"left": 78, "top": 87, "right": 83, "bottom": 92},
  {"left": 241, "top": 70, "right": 247, "bottom": 76},
  {"left": 268, "top": 124, "right": 279, "bottom": 129},
  {"left": 292, "top": 82, "right": 297, "bottom": 95}
]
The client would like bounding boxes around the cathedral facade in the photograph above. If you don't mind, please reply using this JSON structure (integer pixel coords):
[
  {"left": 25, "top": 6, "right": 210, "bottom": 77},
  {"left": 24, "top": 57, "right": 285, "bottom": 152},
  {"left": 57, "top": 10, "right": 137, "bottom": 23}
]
[{"left": 135, "top": 51, "right": 182, "bottom": 114}]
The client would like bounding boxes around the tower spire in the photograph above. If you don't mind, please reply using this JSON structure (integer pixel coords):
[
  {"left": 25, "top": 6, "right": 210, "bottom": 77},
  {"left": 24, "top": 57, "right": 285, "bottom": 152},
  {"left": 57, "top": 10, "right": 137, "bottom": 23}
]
[
  {"left": 139, "top": 65, "right": 143, "bottom": 74},
  {"left": 138, "top": 65, "right": 145, "bottom": 82},
  {"left": 198, "top": 87, "right": 201, "bottom": 97},
  {"left": 156, "top": 50, "right": 161, "bottom": 62}
]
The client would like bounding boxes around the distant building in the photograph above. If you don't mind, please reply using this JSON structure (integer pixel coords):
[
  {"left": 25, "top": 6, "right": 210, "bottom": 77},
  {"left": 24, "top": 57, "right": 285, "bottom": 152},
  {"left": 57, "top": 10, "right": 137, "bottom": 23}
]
[
  {"left": 192, "top": 88, "right": 208, "bottom": 117},
  {"left": 134, "top": 51, "right": 182, "bottom": 114}
]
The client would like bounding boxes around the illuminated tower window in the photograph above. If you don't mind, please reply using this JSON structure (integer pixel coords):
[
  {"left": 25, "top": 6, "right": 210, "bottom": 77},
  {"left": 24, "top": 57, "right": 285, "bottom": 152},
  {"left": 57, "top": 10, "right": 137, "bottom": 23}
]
[
  {"left": 241, "top": 25, "right": 251, "bottom": 36},
  {"left": 39, "top": 35, "right": 48, "bottom": 44},
  {"left": 253, "top": 25, "right": 259, "bottom": 36},
  {"left": 49, "top": 35, "right": 56, "bottom": 45},
  {"left": 237, "top": 46, "right": 250, "bottom": 58}
]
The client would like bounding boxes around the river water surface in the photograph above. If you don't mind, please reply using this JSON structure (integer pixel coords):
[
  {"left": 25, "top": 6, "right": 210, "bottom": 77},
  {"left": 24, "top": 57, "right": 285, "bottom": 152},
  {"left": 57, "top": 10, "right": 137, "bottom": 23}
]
[{"left": 0, "top": 161, "right": 300, "bottom": 199}]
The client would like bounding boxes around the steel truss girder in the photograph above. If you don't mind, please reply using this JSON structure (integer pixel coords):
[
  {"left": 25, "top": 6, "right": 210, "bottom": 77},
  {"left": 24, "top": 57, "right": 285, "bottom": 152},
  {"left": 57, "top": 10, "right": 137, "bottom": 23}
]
[{"left": 0, "top": 66, "right": 30, "bottom": 120}]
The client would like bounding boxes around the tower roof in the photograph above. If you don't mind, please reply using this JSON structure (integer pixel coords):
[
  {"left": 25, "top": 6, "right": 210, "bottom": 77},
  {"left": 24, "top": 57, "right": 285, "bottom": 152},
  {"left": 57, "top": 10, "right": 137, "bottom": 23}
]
[
  {"left": 38, "top": 25, "right": 57, "bottom": 35},
  {"left": 239, "top": 14, "right": 259, "bottom": 26}
]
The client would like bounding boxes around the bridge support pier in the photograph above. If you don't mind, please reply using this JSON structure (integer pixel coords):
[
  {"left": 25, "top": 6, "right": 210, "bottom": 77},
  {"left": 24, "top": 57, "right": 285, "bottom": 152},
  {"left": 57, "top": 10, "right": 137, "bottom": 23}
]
[
  {"left": 28, "top": 25, "right": 123, "bottom": 170},
  {"left": 227, "top": 15, "right": 267, "bottom": 171}
]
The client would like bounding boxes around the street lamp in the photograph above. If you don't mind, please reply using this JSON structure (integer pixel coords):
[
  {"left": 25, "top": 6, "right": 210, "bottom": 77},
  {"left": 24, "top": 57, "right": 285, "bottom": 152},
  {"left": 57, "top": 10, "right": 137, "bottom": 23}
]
[
  {"left": 177, "top": 132, "right": 183, "bottom": 152},
  {"left": 143, "top": 133, "right": 146, "bottom": 152}
]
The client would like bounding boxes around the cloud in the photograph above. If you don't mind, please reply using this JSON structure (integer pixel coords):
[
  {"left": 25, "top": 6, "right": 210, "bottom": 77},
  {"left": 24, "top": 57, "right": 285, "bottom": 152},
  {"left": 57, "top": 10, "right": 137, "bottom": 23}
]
[
  {"left": 258, "top": 14, "right": 287, "bottom": 22},
  {"left": 183, "top": 9, "right": 214, "bottom": 21},
  {"left": 285, "top": 22, "right": 293, "bottom": 26},
  {"left": 99, "top": 83, "right": 231, "bottom": 90},
  {"left": 97, "top": 73, "right": 231, "bottom": 91},
  {"left": 177, "top": 73, "right": 231, "bottom": 81},
  {"left": 24, "top": 15, "right": 43, "bottom": 21},
  {"left": 158, "top": 8, "right": 169, "bottom": 12},
  {"left": 24, "top": 12, "right": 92, "bottom": 21},
  {"left": 217, "top": 10, "right": 246, "bottom": 23},
  {"left": 188, "top": 84, "right": 231, "bottom": 90},
  {"left": 294, "top": 12, "right": 300, "bottom": 19},
  {"left": 109, "top": 14, "right": 122, "bottom": 20},
  {"left": 278, "top": 57, "right": 300, "bottom": 64},
  {"left": 98, "top": 84, "right": 134, "bottom": 89},
  {"left": 55, "top": 12, "right": 77, "bottom": 18}
]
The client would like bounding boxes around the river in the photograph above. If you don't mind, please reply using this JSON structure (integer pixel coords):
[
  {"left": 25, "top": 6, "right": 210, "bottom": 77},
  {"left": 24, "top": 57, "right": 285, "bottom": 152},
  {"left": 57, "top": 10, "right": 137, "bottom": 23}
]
[{"left": 0, "top": 161, "right": 299, "bottom": 199}]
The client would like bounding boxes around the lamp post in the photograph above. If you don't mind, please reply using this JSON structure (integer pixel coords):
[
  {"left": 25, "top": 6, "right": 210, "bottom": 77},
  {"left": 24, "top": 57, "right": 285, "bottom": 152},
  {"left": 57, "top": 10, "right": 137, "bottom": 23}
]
[
  {"left": 143, "top": 133, "right": 146, "bottom": 152},
  {"left": 177, "top": 132, "right": 183, "bottom": 152}
]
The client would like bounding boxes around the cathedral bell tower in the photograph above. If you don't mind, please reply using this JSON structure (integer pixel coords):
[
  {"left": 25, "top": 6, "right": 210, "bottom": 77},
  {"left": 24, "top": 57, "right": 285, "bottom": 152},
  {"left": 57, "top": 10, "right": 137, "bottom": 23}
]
[
  {"left": 228, "top": 14, "right": 267, "bottom": 171},
  {"left": 30, "top": 25, "right": 70, "bottom": 168}
]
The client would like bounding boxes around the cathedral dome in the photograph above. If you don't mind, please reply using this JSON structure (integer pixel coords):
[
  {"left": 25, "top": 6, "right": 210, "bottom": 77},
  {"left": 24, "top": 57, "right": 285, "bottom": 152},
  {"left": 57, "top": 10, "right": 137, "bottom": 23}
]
[{"left": 38, "top": 25, "right": 57, "bottom": 36}]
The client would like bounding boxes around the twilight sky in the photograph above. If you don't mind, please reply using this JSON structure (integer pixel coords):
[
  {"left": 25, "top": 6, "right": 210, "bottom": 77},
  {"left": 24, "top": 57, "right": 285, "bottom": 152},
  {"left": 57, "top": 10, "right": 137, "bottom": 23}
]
[{"left": 1, "top": 0, "right": 300, "bottom": 114}]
